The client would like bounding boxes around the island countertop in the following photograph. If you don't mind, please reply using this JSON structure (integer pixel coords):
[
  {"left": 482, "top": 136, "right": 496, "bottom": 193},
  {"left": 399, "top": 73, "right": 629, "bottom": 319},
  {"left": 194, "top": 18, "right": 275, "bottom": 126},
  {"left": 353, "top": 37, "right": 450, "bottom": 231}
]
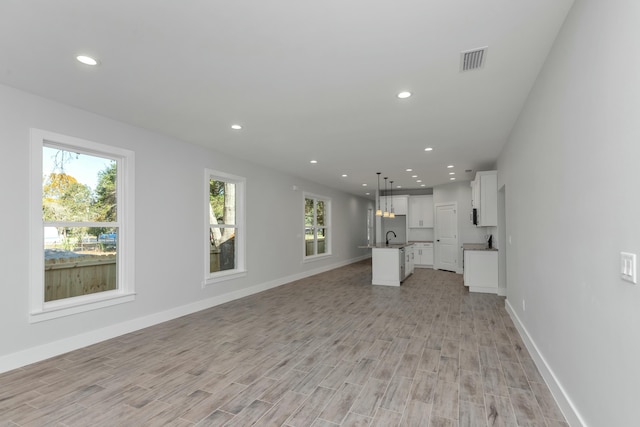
[{"left": 358, "top": 243, "right": 414, "bottom": 249}]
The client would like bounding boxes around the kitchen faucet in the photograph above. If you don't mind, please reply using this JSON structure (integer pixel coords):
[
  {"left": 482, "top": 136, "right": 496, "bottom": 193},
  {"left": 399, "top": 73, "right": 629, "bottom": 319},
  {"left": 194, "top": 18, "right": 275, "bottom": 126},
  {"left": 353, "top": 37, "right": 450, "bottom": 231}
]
[{"left": 385, "top": 230, "right": 396, "bottom": 246}]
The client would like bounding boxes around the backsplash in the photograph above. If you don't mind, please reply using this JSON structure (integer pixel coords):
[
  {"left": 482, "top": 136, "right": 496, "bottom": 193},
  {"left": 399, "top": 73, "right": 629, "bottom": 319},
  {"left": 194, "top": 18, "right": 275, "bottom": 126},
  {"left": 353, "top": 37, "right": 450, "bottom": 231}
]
[{"left": 381, "top": 216, "right": 407, "bottom": 243}]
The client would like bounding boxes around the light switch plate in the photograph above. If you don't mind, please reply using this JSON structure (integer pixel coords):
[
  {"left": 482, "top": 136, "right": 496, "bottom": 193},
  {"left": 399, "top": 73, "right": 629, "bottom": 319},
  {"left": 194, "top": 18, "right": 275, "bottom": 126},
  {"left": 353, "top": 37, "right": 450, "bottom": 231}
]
[{"left": 620, "top": 252, "right": 637, "bottom": 284}]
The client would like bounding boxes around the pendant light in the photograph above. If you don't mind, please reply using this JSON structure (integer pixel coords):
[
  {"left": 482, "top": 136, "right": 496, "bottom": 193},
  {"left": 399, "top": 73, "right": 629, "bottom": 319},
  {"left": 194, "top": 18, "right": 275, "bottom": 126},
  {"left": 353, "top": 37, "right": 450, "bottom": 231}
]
[
  {"left": 375, "top": 172, "right": 382, "bottom": 217},
  {"left": 389, "top": 181, "right": 395, "bottom": 218},
  {"left": 383, "top": 177, "right": 390, "bottom": 217}
]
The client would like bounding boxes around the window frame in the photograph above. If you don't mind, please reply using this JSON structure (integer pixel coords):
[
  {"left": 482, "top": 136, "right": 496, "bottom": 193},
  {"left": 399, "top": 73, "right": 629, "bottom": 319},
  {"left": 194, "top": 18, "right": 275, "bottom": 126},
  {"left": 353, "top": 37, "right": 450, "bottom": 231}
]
[
  {"left": 204, "top": 169, "right": 246, "bottom": 285},
  {"left": 29, "top": 129, "right": 135, "bottom": 322},
  {"left": 303, "top": 192, "right": 332, "bottom": 261}
]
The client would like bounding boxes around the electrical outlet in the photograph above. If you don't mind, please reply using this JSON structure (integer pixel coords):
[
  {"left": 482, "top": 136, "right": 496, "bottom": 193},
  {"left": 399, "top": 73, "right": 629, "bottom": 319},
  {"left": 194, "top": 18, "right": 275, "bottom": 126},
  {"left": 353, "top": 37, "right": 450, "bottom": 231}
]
[{"left": 621, "top": 252, "right": 637, "bottom": 284}]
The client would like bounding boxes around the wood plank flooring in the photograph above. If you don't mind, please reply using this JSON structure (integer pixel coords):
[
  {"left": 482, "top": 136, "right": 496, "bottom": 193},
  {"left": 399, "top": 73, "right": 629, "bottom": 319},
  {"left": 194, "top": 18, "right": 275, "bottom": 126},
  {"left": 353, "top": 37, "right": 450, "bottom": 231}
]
[{"left": 0, "top": 260, "right": 568, "bottom": 426}]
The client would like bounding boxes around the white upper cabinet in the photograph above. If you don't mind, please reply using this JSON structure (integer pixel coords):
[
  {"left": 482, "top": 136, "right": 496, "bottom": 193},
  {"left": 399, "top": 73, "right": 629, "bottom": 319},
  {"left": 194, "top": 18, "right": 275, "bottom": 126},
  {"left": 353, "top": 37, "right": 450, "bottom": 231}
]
[
  {"left": 381, "top": 195, "right": 408, "bottom": 216},
  {"left": 408, "top": 195, "right": 434, "bottom": 228},
  {"left": 471, "top": 170, "right": 497, "bottom": 227}
]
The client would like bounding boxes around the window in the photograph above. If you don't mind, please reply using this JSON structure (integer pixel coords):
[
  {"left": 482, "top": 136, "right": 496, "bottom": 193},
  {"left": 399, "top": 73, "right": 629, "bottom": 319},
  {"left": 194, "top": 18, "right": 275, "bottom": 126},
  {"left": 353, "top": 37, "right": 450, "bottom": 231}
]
[
  {"left": 30, "top": 129, "right": 135, "bottom": 322},
  {"left": 304, "top": 193, "right": 331, "bottom": 259},
  {"left": 205, "top": 169, "right": 246, "bottom": 284}
]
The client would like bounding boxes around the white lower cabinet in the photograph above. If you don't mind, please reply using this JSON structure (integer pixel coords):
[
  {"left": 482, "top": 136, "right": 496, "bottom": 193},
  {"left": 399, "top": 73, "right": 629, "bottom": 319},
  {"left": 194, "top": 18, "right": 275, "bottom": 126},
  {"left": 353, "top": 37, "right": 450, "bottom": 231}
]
[
  {"left": 463, "top": 250, "right": 498, "bottom": 294},
  {"left": 414, "top": 243, "right": 434, "bottom": 267},
  {"left": 404, "top": 244, "right": 414, "bottom": 279},
  {"left": 372, "top": 245, "right": 414, "bottom": 286}
]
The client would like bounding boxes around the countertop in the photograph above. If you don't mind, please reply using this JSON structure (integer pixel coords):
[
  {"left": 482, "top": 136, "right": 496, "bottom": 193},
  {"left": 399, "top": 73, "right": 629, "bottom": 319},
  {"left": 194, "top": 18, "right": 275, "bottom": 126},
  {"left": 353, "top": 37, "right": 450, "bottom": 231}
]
[
  {"left": 358, "top": 243, "right": 414, "bottom": 249},
  {"left": 409, "top": 240, "right": 433, "bottom": 244},
  {"left": 462, "top": 243, "right": 498, "bottom": 251}
]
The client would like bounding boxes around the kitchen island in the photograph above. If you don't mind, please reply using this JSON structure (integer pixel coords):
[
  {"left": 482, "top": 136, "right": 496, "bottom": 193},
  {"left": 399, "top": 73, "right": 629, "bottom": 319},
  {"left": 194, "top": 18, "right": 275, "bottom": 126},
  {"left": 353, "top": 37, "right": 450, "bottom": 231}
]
[{"left": 360, "top": 243, "right": 414, "bottom": 286}]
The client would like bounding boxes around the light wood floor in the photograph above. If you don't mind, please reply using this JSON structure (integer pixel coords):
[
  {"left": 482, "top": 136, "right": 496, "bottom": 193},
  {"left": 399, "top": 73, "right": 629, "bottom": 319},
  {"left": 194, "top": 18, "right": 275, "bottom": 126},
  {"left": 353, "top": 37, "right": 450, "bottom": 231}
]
[{"left": 0, "top": 260, "right": 568, "bottom": 426}]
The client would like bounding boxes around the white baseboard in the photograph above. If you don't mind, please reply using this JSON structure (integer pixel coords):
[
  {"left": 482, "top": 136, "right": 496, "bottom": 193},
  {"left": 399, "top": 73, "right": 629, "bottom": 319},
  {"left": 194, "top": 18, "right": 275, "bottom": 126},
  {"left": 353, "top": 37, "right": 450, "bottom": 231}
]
[
  {"left": 505, "top": 299, "right": 586, "bottom": 427},
  {"left": 0, "top": 255, "right": 370, "bottom": 374}
]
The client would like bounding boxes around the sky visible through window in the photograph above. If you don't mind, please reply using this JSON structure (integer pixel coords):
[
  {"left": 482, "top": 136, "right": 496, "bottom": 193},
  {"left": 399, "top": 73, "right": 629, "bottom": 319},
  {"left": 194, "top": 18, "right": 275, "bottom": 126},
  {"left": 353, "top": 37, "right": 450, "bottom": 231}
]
[{"left": 43, "top": 146, "right": 113, "bottom": 191}]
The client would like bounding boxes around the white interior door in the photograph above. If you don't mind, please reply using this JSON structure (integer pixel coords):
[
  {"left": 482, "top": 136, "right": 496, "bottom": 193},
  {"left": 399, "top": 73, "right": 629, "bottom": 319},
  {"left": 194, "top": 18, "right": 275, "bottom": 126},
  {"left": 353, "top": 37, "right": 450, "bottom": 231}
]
[{"left": 434, "top": 203, "right": 458, "bottom": 272}]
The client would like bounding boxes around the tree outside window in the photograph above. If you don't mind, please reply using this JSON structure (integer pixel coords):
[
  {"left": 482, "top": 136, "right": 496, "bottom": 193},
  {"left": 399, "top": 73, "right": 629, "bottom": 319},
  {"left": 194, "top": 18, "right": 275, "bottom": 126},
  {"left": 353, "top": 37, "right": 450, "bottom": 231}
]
[
  {"left": 30, "top": 128, "right": 135, "bottom": 322},
  {"left": 205, "top": 169, "right": 246, "bottom": 283},
  {"left": 209, "top": 179, "right": 236, "bottom": 273},
  {"left": 42, "top": 146, "right": 119, "bottom": 301},
  {"left": 304, "top": 194, "right": 330, "bottom": 258}
]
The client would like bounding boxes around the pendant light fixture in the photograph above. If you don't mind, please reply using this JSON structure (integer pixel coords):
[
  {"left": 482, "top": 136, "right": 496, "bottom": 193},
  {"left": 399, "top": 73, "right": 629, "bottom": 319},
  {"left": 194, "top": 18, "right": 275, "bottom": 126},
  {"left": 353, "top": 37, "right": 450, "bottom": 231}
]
[
  {"left": 375, "top": 172, "right": 382, "bottom": 217},
  {"left": 389, "top": 181, "right": 395, "bottom": 218},
  {"left": 383, "top": 177, "right": 390, "bottom": 217}
]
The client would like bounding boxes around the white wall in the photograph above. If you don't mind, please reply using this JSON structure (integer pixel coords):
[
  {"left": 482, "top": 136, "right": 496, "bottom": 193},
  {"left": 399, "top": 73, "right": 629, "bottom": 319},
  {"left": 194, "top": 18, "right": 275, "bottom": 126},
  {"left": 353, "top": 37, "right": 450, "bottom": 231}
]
[
  {"left": 497, "top": 1, "right": 640, "bottom": 425},
  {"left": 381, "top": 216, "right": 407, "bottom": 244},
  {"left": 433, "top": 181, "right": 491, "bottom": 273},
  {"left": 0, "top": 83, "right": 372, "bottom": 370}
]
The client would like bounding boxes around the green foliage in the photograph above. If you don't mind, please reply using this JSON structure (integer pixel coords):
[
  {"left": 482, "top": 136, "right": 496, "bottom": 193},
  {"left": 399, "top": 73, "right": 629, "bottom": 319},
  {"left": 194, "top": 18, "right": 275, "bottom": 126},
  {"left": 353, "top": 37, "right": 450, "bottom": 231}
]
[
  {"left": 305, "top": 198, "right": 325, "bottom": 227},
  {"left": 43, "top": 152, "right": 117, "bottom": 241},
  {"left": 43, "top": 173, "right": 93, "bottom": 222},
  {"left": 95, "top": 163, "right": 117, "bottom": 221},
  {"left": 210, "top": 179, "right": 225, "bottom": 222}
]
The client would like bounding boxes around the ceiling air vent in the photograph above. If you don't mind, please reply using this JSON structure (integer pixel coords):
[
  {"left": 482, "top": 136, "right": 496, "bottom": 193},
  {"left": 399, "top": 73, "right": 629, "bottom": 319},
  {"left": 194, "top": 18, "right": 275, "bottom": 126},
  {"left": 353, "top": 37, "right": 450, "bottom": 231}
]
[{"left": 460, "top": 47, "right": 487, "bottom": 72}]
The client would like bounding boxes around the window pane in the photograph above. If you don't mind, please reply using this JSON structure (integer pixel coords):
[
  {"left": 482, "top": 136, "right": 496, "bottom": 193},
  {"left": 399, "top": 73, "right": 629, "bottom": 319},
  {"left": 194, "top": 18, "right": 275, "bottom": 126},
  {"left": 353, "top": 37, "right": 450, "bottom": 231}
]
[
  {"left": 44, "top": 226, "right": 117, "bottom": 302},
  {"left": 210, "top": 179, "right": 236, "bottom": 225},
  {"left": 210, "top": 226, "right": 236, "bottom": 273},
  {"left": 316, "top": 200, "right": 325, "bottom": 226},
  {"left": 42, "top": 146, "right": 117, "bottom": 222},
  {"left": 304, "top": 198, "right": 314, "bottom": 226},
  {"left": 305, "top": 227, "right": 315, "bottom": 256},
  {"left": 317, "top": 228, "right": 326, "bottom": 254}
]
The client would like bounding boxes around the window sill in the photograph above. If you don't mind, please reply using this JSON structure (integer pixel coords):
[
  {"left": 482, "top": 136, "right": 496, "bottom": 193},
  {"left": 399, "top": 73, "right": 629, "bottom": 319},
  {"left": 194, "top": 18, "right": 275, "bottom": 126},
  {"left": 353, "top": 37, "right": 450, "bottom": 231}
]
[
  {"left": 29, "top": 292, "right": 136, "bottom": 323},
  {"left": 303, "top": 253, "right": 332, "bottom": 263},
  {"left": 203, "top": 269, "right": 247, "bottom": 287}
]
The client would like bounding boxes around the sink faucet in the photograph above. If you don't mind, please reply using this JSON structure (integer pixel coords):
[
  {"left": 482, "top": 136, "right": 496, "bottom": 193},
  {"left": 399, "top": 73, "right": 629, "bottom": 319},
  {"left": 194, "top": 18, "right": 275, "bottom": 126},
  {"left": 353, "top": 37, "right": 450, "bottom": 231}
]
[{"left": 385, "top": 230, "right": 397, "bottom": 246}]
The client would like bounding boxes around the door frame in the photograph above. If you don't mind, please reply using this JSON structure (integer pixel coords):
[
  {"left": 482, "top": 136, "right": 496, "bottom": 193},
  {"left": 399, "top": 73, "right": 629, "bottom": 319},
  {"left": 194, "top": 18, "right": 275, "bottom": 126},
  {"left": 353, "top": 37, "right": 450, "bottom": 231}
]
[
  {"left": 434, "top": 202, "right": 458, "bottom": 272},
  {"left": 498, "top": 185, "right": 507, "bottom": 296}
]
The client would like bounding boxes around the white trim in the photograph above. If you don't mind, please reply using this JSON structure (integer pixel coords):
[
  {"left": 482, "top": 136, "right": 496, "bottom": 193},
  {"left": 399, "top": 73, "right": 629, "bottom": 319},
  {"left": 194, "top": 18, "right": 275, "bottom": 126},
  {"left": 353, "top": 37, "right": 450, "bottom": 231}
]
[
  {"left": 505, "top": 299, "right": 586, "bottom": 427},
  {"left": 29, "top": 129, "right": 135, "bottom": 322},
  {"left": 303, "top": 192, "right": 332, "bottom": 259},
  {"left": 0, "top": 254, "right": 370, "bottom": 374},
  {"left": 203, "top": 271, "right": 247, "bottom": 286},
  {"left": 30, "top": 293, "right": 136, "bottom": 323},
  {"left": 204, "top": 168, "right": 247, "bottom": 285},
  {"left": 302, "top": 253, "right": 332, "bottom": 264}
]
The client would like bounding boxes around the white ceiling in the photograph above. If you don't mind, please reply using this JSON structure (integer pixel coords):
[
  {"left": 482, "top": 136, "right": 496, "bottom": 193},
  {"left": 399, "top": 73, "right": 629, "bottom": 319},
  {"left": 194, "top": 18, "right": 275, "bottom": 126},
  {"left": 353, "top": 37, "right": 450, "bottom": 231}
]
[{"left": 0, "top": 0, "right": 573, "bottom": 197}]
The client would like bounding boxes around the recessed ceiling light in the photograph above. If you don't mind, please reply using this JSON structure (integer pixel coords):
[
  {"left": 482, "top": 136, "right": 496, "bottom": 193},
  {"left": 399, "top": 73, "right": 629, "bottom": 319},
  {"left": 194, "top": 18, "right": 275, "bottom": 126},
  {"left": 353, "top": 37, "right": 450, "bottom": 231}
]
[
  {"left": 396, "top": 185, "right": 402, "bottom": 188},
  {"left": 397, "top": 91, "right": 412, "bottom": 99},
  {"left": 420, "top": 184, "right": 426, "bottom": 187},
  {"left": 310, "top": 160, "right": 318, "bottom": 164},
  {"left": 76, "top": 55, "right": 98, "bottom": 66},
  {"left": 449, "top": 172, "right": 455, "bottom": 175},
  {"left": 411, "top": 175, "right": 418, "bottom": 178},
  {"left": 416, "top": 180, "right": 422, "bottom": 183},
  {"left": 406, "top": 168, "right": 413, "bottom": 172},
  {"left": 231, "top": 124, "right": 242, "bottom": 130},
  {"left": 341, "top": 174, "right": 348, "bottom": 177},
  {"left": 365, "top": 192, "right": 370, "bottom": 195},
  {"left": 362, "top": 183, "right": 367, "bottom": 186},
  {"left": 447, "top": 165, "right": 454, "bottom": 168},
  {"left": 424, "top": 147, "right": 433, "bottom": 152},
  {"left": 450, "top": 177, "right": 456, "bottom": 181}
]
